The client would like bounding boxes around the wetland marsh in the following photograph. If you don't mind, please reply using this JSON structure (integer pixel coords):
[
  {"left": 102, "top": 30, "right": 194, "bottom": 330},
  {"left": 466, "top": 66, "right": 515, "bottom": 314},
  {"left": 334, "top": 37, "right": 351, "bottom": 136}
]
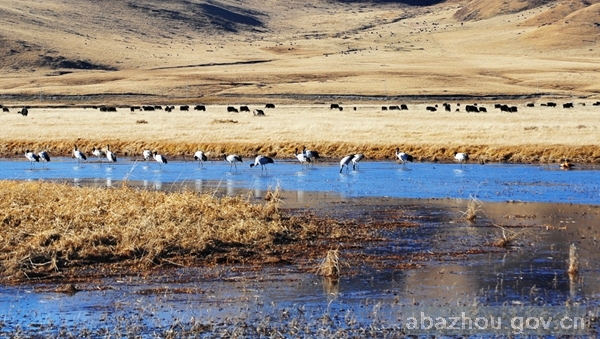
[{"left": 1, "top": 156, "right": 599, "bottom": 337}]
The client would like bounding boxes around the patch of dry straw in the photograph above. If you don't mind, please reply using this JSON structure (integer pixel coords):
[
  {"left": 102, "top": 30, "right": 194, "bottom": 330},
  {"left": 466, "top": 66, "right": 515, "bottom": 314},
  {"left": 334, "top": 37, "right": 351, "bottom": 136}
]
[
  {"left": 0, "top": 181, "right": 317, "bottom": 281},
  {"left": 2, "top": 140, "right": 600, "bottom": 164}
]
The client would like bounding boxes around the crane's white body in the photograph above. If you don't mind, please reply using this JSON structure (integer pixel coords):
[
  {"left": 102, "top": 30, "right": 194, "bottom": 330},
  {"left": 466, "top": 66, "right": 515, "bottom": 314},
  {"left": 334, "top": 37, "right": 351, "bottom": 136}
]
[
  {"left": 294, "top": 148, "right": 310, "bottom": 166},
  {"left": 143, "top": 150, "right": 152, "bottom": 161},
  {"left": 250, "top": 155, "right": 274, "bottom": 172},
  {"left": 454, "top": 152, "right": 469, "bottom": 166},
  {"left": 339, "top": 154, "right": 354, "bottom": 173},
  {"left": 106, "top": 145, "right": 117, "bottom": 163},
  {"left": 38, "top": 151, "right": 50, "bottom": 163},
  {"left": 302, "top": 146, "right": 320, "bottom": 164},
  {"left": 352, "top": 153, "right": 364, "bottom": 170},
  {"left": 396, "top": 148, "right": 413, "bottom": 168},
  {"left": 194, "top": 151, "right": 208, "bottom": 167},
  {"left": 92, "top": 147, "right": 105, "bottom": 159},
  {"left": 153, "top": 151, "right": 168, "bottom": 169},
  {"left": 25, "top": 150, "right": 39, "bottom": 168},
  {"left": 73, "top": 146, "right": 86, "bottom": 163},
  {"left": 224, "top": 154, "right": 242, "bottom": 171}
]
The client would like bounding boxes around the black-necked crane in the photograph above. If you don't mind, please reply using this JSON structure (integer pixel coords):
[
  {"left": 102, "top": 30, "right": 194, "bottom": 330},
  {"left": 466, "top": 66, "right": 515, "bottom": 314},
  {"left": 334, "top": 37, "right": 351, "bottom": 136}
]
[
  {"left": 339, "top": 154, "right": 354, "bottom": 173},
  {"left": 25, "top": 150, "right": 40, "bottom": 169},
  {"left": 73, "top": 145, "right": 87, "bottom": 164},
  {"left": 153, "top": 151, "right": 168, "bottom": 169},
  {"left": 194, "top": 151, "right": 208, "bottom": 167},
  {"left": 92, "top": 147, "right": 105, "bottom": 160},
  {"left": 106, "top": 145, "right": 117, "bottom": 163},
  {"left": 395, "top": 148, "right": 413, "bottom": 168},
  {"left": 302, "top": 146, "right": 320, "bottom": 163},
  {"left": 143, "top": 149, "right": 152, "bottom": 162},
  {"left": 352, "top": 153, "right": 364, "bottom": 170},
  {"left": 38, "top": 151, "right": 50, "bottom": 167},
  {"left": 294, "top": 148, "right": 311, "bottom": 167},
  {"left": 454, "top": 152, "right": 469, "bottom": 167},
  {"left": 224, "top": 153, "right": 242, "bottom": 171},
  {"left": 250, "top": 155, "right": 274, "bottom": 172}
]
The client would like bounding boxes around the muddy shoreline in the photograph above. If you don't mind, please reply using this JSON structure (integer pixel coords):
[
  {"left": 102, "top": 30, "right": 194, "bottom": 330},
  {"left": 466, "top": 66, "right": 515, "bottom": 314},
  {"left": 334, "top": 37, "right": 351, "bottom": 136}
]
[
  {"left": 3, "top": 190, "right": 598, "bottom": 285},
  {"left": 2, "top": 187, "right": 599, "bottom": 337},
  {"left": 1, "top": 145, "right": 599, "bottom": 164}
]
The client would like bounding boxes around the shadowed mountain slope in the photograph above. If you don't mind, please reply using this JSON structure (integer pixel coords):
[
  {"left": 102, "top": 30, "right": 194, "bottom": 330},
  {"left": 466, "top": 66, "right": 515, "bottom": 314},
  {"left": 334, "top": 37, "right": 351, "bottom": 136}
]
[
  {"left": 0, "top": 0, "right": 267, "bottom": 72},
  {"left": 454, "top": 0, "right": 555, "bottom": 21}
]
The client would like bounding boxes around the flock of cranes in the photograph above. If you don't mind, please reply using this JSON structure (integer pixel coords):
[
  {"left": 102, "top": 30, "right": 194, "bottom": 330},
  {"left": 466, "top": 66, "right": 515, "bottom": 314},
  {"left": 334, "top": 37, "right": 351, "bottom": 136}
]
[{"left": 23, "top": 145, "right": 472, "bottom": 172}]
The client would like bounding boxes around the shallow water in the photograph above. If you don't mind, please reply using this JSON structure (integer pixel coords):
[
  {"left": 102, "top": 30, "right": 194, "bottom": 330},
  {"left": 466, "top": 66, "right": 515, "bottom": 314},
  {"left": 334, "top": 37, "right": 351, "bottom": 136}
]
[
  {"left": 2, "top": 158, "right": 600, "bottom": 337},
  {"left": 3, "top": 157, "right": 600, "bottom": 204}
]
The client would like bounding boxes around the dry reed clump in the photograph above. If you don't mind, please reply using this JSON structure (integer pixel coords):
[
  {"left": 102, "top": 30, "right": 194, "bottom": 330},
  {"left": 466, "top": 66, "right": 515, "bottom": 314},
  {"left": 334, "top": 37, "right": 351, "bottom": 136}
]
[
  {"left": 491, "top": 226, "right": 524, "bottom": 247},
  {"left": 263, "top": 186, "right": 282, "bottom": 202},
  {"left": 3, "top": 140, "right": 600, "bottom": 163},
  {"left": 460, "top": 196, "right": 484, "bottom": 222},
  {"left": 0, "top": 181, "right": 318, "bottom": 281},
  {"left": 316, "top": 249, "right": 343, "bottom": 279}
]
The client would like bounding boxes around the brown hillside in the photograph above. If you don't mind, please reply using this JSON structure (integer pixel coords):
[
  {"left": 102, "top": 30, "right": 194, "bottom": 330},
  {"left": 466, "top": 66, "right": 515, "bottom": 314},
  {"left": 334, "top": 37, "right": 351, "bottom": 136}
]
[
  {"left": 520, "top": 0, "right": 600, "bottom": 26},
  {"left": 454, "top": 0, "right": 554, "bottom": 21},
  {"left": 521, "top": 2, "right": 600, "bottom": 48}
]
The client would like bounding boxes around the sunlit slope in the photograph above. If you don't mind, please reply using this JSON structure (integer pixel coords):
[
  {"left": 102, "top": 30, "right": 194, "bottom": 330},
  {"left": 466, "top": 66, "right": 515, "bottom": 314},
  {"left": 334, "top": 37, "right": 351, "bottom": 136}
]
[{"left": 0, "top": 0, "right": 598, "bottom": 100}]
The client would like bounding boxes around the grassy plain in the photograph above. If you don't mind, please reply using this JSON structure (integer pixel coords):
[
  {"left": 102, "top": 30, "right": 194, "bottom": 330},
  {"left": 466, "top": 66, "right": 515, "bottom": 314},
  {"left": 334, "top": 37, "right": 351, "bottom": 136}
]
[{"left": 0, "top": 103, "right": 598, "bottom": 163}]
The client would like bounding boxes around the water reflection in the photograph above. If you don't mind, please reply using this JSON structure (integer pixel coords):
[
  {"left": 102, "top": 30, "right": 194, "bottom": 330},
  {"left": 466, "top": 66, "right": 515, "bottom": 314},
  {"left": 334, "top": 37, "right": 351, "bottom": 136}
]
[
  {"left": 226, "top": 179, "right": 235, "bottom": 196},
  {"left": 297, "top": 190, "right": 306, "bottom": 204},
  {"left": 453, "top": 168, "right": 465, "bottom": 176},
  {"left": 322, "top": 277, "right": 340, "bottom": 297},
  {"left": 1, "top": 158, "right": 599, "bottom": 204},
  {"left": 195, "top": 179, "right": 204, "bottom": 191}
]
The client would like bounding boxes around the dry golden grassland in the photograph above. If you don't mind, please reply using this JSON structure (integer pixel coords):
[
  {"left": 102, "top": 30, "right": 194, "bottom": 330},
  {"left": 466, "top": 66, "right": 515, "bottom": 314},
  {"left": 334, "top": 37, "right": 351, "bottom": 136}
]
[
  {"left": 1, "top": 104, "right": 599, "bottom": 163},
  {"left": 0, "top": 181, "right": 323, "bottom": 282}
]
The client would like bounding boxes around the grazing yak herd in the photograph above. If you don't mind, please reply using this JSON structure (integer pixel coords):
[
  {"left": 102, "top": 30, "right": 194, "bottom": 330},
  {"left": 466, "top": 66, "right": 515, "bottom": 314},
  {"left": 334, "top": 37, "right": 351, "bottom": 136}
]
[
  {"left": 1, "top": 100, "right": 599, "bottom": 117},
  {"left": 130, "top": 104, "right": 271, "bottom": 116},
  {"left": 0, "top": 105, "right": 29, "bottom": 116}
]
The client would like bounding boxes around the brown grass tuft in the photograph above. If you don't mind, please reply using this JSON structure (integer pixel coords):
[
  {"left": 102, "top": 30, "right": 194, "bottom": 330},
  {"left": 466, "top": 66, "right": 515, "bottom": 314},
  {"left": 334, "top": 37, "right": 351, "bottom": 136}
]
[
  {"left": 460, "top": 196, "right": 484, "bottom": 222},
  {"left": 316, "top": 249, "right": 343, "bottom": 279},
  {"left": 491, "top": 225, "right": 523, "bottom": 248},
  {"left": 264, "top": 186, "right": 282, "bottom": 202}
]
